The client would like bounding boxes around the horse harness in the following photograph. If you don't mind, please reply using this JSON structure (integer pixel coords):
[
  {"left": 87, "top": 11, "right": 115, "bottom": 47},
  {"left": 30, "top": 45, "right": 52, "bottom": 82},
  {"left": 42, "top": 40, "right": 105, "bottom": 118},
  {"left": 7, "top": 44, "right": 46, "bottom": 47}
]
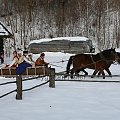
[
  {"left": 89, "top": 53, "right": 110, "bottom": 68},
  {"left": 90, "top": 54, "right": 97, "bottom": 69},
  {"left": 99, "top": 52, "right": 114, "bottom": 64}
]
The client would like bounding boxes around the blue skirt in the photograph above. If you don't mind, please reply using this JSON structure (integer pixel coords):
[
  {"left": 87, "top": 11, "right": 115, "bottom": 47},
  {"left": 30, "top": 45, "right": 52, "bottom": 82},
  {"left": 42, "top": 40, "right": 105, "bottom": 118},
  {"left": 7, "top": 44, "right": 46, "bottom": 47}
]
[{"left": 16, "top": 62, "right": 32, "bottom": 75}]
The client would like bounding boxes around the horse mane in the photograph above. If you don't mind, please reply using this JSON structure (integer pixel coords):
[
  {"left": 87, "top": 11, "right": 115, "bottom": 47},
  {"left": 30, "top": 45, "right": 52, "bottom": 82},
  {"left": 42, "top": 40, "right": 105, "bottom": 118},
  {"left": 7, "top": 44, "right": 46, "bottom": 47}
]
[{"left": 97, "top": 48, "right": 115, "bottom": 59}]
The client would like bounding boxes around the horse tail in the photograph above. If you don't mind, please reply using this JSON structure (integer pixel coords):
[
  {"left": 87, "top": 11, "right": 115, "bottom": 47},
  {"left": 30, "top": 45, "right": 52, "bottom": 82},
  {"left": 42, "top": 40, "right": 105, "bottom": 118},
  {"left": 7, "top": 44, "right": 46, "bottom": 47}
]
[{"left": 66, "top": 56, "right": 74, "bottom": 74}]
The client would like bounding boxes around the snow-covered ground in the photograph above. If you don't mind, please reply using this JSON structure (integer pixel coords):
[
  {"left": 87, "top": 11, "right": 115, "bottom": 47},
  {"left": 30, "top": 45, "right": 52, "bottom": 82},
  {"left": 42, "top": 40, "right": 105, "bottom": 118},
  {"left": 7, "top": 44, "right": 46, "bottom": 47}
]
[{"left": 0, "top": 52, "right": 120, "bottom": 120}]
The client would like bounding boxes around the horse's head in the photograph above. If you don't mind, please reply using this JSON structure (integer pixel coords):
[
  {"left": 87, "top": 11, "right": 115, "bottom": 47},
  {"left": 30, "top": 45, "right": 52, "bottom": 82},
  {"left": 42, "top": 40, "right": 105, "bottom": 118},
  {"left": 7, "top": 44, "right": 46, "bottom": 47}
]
[{"left": 100, "top": 48, "right": 117, "bottom": 61}]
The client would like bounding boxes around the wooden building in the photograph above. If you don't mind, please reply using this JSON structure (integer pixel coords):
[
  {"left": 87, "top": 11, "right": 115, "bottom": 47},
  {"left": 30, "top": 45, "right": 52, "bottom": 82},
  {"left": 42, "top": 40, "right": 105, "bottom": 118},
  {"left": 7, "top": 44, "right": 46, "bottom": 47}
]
[
  {"left": 0, "top": 22, "right": 13, "bottom": 63},
  {"left": 28, "top": 37, "right": 95, "bottom": 54}
]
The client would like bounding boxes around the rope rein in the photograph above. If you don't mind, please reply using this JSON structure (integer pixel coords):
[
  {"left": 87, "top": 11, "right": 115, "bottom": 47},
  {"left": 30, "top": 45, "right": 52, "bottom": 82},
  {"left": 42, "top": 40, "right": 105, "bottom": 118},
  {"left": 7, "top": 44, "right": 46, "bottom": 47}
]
[{"left": 90, "top": 54, "right": 97, "bottom": 69}]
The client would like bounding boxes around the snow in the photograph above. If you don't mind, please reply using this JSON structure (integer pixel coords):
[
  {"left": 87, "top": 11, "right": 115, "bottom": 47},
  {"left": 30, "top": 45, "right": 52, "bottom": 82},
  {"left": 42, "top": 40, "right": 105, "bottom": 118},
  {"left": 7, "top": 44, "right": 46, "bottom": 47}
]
[
  {"left": 29, "top": 36, "right": 89, "bottom": 45},
  {"left": 1, "top": 52, "right": 120, "bottom": 120},
  {"left": 116, "top": 48, "right": 120, "bottom": 53}
]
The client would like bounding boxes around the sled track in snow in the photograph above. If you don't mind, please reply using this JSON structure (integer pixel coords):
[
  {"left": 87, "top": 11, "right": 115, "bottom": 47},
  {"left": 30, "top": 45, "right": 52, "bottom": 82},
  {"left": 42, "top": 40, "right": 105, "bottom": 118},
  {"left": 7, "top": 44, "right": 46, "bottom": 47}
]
[{"left": 55, "top": 72, "right": 120, "bottom": 83}]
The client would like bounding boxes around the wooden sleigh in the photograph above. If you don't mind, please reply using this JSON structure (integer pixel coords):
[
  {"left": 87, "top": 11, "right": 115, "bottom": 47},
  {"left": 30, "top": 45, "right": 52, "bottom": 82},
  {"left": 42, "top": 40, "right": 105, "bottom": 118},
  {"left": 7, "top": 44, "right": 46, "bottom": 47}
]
[
  {"left": 0, "top": 66, "right": 54, "bottom": 77},
  {"left": 0, "top": 66, "right": 55, "bottom": 100}
]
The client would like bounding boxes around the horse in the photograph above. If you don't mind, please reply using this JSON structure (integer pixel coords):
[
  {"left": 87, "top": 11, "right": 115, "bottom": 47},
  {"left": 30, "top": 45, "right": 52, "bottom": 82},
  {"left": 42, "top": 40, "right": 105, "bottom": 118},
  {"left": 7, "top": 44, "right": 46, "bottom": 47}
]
[
  {"left": 74, "top": 51, "right": 120, "bottom": 77},
  {"left": 66, "top": 48, "right": 117, "bottom": 79},
  {"left": 76, "top": 60, "right": 113, "bottom": 77},
  {"left": 92, "top": 51, "right": 120, "bottom": 77}
]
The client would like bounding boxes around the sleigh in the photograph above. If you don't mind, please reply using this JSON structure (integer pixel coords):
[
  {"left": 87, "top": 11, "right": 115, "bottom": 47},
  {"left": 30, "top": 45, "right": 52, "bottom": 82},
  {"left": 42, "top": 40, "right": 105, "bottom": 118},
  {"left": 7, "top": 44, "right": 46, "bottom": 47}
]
[
  {"left": 0, "top": 66, "right": 55, "bottom": 100},
  {"left": 0, "top": 66, "right": 54, "bottom": 77}
]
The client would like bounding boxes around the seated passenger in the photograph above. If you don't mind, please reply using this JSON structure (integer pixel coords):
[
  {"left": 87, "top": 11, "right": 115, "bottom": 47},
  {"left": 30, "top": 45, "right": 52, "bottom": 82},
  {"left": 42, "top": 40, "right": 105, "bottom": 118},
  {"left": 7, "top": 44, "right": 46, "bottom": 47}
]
[
  {"left": 27, "top": 53, "right": 34, "bottom": 62},
  {"left": 35, "top": 53, "right": 48, "bottom": 67},
  {"left": 16, "top": 51, "right": 35, "bottom": 75},
  {"left": 2, "top": 51, "right": 19, "bottom": 68},
  {"left": 17, "top": 51, "right": 22, "bottom": 59}
]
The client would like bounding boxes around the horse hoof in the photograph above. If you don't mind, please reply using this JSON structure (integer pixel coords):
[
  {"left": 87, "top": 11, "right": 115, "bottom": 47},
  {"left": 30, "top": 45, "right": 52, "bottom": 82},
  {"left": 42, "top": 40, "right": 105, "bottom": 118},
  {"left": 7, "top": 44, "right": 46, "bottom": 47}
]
[
  {"left": 75, "top": 73, "right": 79, "bottom": 77},
  {"left": 91, "top": 76, "right": 94, "bottom": 78},
  {"left": 71, "top": 76, "right": 73, "bottom": 79},
  {"left": 64, "top": 74, "right": 68, "bottom": 78}
]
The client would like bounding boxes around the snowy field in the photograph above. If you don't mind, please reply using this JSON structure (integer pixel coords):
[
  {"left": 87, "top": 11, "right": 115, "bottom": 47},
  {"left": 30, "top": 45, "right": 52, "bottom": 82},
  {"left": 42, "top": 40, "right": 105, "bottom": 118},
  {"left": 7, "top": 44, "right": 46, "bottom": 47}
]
[{"left": 0, "top": 52, "right": 120, "bottom": 120}]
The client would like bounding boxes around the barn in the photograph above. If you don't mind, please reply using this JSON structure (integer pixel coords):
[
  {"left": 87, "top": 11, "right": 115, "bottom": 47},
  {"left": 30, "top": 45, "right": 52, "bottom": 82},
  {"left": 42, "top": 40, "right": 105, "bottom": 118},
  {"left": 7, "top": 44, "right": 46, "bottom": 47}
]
[
  {"left": 0, "top": 22, "right": 13, "bottom": 63},
  {"left": 28, "top": 37, "right": 95, "bottom": 54}
]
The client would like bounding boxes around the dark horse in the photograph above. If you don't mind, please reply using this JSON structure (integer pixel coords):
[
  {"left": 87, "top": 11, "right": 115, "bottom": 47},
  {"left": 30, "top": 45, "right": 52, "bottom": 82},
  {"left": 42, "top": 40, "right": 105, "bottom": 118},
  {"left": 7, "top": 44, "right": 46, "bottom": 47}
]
[
  {"left": 76, "top": 58, "right": 113, "bottom": 77},
  {"left": 66, "top": 48, "right": 117, "bottom": 79},
  {"left": 92, "top": 52, "right": 120, "bottom": 77}
]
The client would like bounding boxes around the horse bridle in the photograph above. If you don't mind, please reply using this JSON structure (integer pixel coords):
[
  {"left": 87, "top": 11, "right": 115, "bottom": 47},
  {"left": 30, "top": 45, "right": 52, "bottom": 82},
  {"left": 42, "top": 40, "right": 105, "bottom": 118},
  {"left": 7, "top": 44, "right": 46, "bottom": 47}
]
[
  {"left": 89, "top": 50, "right": 115, "bottom": 69},
  {"left": 99, "top": 51, "right": 115, "bottom": 63}
]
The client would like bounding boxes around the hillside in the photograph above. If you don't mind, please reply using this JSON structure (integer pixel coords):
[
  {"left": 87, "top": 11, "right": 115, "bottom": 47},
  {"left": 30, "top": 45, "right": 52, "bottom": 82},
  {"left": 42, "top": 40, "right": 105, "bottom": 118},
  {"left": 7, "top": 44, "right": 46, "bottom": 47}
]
[{"left": 0, "top": 0, "right": 120, "bottom": 55}]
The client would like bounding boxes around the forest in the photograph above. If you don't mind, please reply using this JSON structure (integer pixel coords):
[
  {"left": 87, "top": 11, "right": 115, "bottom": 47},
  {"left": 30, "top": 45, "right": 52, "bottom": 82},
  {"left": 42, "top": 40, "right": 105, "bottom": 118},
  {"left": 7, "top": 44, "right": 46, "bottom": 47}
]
[{"left": 0, "top": 0, "right": 120, "bottom": 53}]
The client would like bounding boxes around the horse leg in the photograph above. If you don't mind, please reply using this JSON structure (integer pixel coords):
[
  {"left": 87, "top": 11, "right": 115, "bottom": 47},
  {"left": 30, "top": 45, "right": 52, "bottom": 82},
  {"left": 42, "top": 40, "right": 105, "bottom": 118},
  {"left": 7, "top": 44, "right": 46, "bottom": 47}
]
[
  {"left": 101, "top": 70, "right": 105, "bottom": 79},
  {"left": 105, "top": 68, "right": 112, "bottom": 77},
  {"left": 92, "top": 70, "right": 100, "bottom": 77},
  {"left": 98, "top": 68, "right": 112, "bottom": 77},
  {"left": 82, "top": 69, "right": 88, "bottom": 75},
  {"left": 64, "top": 70, "right": 69, "bottom": 78},
  {"left": 91, "top": 70, "right": 99, "bottom": 78},
  {"left": 64, "top": 74, "right": 68, "bottom": 78},
  {"left": 97, "top": 71, "right": 101, "bottom": 76},
  {"left": 75, "top": 69, "right": 81, "bottom": 76},
  {"left": 70, "top": 68, "right": 74, "bottom": 79}
]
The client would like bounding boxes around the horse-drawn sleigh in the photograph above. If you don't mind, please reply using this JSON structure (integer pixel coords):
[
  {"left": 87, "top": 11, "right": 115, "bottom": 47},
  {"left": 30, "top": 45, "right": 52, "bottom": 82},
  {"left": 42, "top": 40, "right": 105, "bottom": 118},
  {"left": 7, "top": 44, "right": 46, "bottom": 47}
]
[{"left": 0, "top": 48, "right": 119, "bottom": 100}]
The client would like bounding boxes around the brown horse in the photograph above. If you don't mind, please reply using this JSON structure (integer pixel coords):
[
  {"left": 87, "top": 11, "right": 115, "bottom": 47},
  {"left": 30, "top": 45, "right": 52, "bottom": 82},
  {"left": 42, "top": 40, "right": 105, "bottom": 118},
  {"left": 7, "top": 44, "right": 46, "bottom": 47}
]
[
  {"left": 91, "top": 51, "right": 120, "bottom": 77},
  {"left": 66, "top": 48, "right": 117, "bottom": 79},
  {"left": 76, "top": 60, "right": 113, "bottom": 77}
]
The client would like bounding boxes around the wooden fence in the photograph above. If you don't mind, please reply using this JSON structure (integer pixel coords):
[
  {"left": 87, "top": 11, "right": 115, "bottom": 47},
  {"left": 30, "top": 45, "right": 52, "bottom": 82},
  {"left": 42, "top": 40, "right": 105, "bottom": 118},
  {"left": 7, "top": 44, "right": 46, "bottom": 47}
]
[{"left": 0, "top": 67, "right": 55, "bottom": 100}]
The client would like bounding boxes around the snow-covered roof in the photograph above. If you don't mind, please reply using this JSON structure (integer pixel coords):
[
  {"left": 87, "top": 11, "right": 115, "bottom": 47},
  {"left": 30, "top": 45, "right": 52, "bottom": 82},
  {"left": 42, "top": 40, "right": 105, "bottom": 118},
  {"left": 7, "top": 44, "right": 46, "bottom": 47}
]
[
  {"left": 0, "top": 22, "right": 12, "bottom": 36},
  {"left": 29, "top": 36, "right": 89, "bottom": 45}
]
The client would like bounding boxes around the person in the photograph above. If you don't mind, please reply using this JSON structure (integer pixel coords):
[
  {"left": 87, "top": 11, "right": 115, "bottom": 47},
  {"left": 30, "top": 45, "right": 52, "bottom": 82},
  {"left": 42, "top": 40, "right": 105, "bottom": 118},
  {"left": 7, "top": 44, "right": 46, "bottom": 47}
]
[
  {"left": 17, "top": 51, "right": 22, "bottom": 59},
  {"left": 35, "top": 52, "right": 48, "bottom": 67},
  {"left": 2, "top": 51, "right": 19, "bottom": 68},
  {"left": 16, "top": 50, "right": 35, "bottom": 75},
  {"left": 0, "top": 52, "right": 4, "bottom": 64},
  {"left": 27, "top": 53, "right": 34, "bottom": 62}
]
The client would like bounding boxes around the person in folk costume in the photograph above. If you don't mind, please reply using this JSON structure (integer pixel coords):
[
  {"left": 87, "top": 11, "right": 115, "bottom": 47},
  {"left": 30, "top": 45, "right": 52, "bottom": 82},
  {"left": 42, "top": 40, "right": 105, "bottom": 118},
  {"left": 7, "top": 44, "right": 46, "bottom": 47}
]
[
  {"left": 17, "top": 51, "right": 22, "bottom": 59},
  {"left": 16, "top": 50, "right": 35, "bottom": 75},
  {"left": 27, "top": 53, "right": 34, "bottom": 62},
  {"left": 35, "top": 52, "right": 49, "bottom": 67},
  {"left": 2, "top": 51, "right": 19, "bottom": 68}
]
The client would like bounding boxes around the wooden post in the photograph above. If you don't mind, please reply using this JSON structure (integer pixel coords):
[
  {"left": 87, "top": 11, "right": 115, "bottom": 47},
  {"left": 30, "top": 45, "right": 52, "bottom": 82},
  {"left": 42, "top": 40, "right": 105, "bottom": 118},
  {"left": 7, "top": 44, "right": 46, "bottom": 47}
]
[
  {"left": 16, "top": 75, "right": 22, "bottom": 100},
  {"left": 49, "top": 68, "right": 55, "bottom": 88}
]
